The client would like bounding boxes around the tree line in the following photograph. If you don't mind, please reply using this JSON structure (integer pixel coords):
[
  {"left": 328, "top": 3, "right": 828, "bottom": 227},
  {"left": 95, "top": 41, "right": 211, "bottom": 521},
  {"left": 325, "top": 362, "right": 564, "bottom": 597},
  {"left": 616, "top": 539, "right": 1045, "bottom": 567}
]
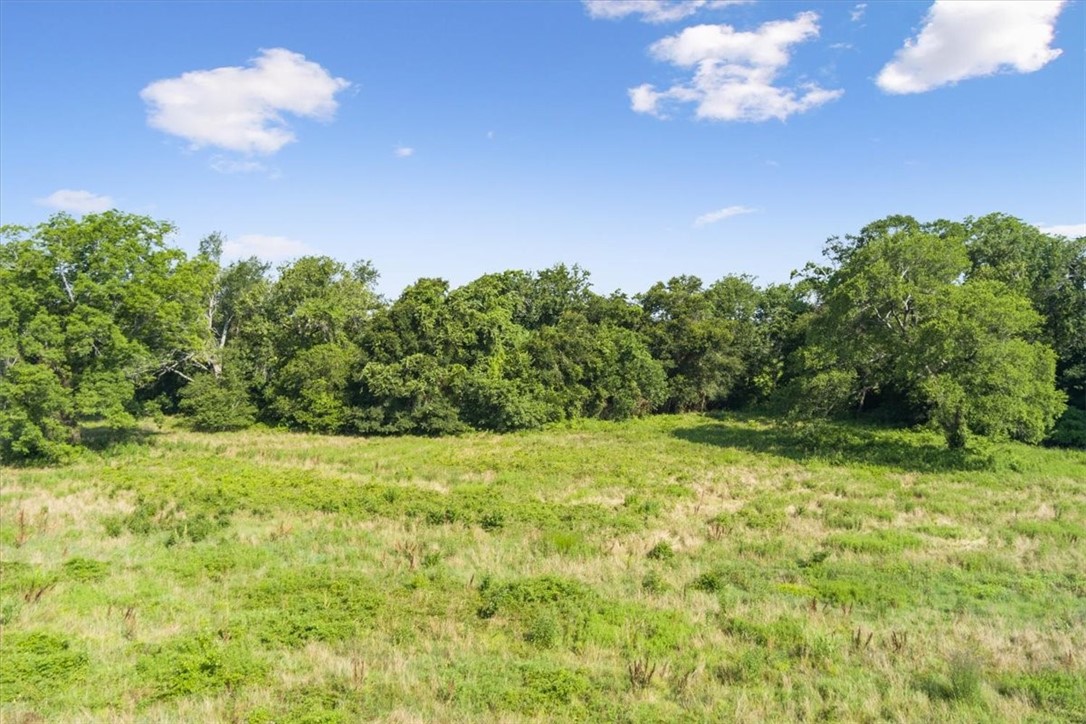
[{"left": 1, "top": 211, "right": 1083, "bottom": 462}]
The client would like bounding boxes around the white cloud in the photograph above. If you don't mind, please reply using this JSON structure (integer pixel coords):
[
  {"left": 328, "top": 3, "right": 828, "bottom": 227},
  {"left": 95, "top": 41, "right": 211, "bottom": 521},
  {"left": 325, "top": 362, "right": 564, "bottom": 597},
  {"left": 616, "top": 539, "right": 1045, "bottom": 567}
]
[
  {"left": 876, "top": 1, "right": 1066, "bottom": 94},
  {"left": 141, "top": 48, "right": 350, "bottom": 155},
  {"left": 694, "top": 205, "right": 755, "bottom": 227},
  {"left": 210, "top": 156, "right": 267, "bottom": 174},
  {"left": 630, "top": 12, "right": 843, "bottom": 122},
  {"left": 222, "top": 234, "right": 315, "bottom": 261},
  {"left": 35, "top": 189, "right": 113, "bottom": 214},
  {"left": 1038, "top": 223, "right": 1086, "bottom": 238},
  {"left": 584, "top": 0, "right": 745, "bottom": 24},
  {"left": 394, "top": 146, "right": 415, "bottom": 158},
  {"left": 850, "top": 3, "right": 866, "bottom": 23}
]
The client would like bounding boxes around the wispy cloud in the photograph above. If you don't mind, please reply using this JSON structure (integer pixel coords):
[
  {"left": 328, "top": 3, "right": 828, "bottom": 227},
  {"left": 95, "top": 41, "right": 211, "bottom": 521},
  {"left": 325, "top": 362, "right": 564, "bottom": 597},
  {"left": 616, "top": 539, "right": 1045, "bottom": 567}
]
[
  {"left": 141, "top": 48, "right": 350, "bottom": 154},
  {"left": 850, "top": 3, "right": 866, "bottom": 23},
  {"left": 394, "top": 146, "right": 415, "bottom": 158},
  {"left": 583, "top": 0, "right": 746, "bottom": 24},
  {"left": 210, "top": 156, "right": 268, "bottom": 174},
  {"left": 222, "top": 233, "right": 315, "bottom": 261},
  {"left": 1038, "top": 222, "right": 1086, "bottom": 238},
  {"left": 694, "top": 205, "right": 755, "bottom": 227},
  {"left": 630, "top": 12, "right": 842, "bottom": 122},
  {"left": 877, "top": 1, "right": 1066, "bottom": 94},
  {"left": 35, "top": 189, "right": 113, "bottom": 214}
]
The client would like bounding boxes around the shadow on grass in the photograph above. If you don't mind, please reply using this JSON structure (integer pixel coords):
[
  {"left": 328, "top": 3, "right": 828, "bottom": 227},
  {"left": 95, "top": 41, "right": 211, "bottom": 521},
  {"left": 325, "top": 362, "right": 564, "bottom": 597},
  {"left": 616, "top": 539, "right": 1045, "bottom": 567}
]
[
  {"left": 79, "top": 424, "right": 160, "bottom": 453},
  {"left": 673, "top": 415, "right": 985, "bottom": 474}
]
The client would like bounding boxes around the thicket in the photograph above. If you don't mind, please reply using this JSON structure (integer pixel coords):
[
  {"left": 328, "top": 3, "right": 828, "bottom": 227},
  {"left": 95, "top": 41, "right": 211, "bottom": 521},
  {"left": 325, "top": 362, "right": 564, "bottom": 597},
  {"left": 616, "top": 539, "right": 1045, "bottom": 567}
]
[{"left": 1, "top": 211, "right": 1083, "bottom": 462}]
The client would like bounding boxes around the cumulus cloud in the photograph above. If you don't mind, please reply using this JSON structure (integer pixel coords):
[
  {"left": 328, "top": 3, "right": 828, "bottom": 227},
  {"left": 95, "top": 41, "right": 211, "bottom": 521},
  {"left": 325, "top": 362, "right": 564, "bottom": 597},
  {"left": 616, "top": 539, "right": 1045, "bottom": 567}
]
[
  {"left": 694, "top": 205, "right": 755, "bottom": 227},
  {"left": 222, "top": 234, "right": 314, "bottom": 261},
  {"left": 583, "top": 0, "right": 745, "bottom": 24},
  {"left": 630, "top": 12, "right": 842, "bottom": 122},
  {"left": 35, "top": 189, "right": 114, "bottom": 214},
  {"left": 394, "top": 146, "right": 415, "bottom": 158},
  {"left": 1038, "top": 223, "right": 1086, "bottom": 238},
  {"left": 141, "top": 48, "right": 350, "bottom": 154},
  {"left": 876, "top": 1, "right": 1066, "bottom": 94}
]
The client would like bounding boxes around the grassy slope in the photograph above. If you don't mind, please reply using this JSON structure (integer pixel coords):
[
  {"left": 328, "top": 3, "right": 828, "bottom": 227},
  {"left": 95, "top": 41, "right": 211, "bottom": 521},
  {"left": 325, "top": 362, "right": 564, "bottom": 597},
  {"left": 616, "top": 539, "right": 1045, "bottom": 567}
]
[{"left": 1, "top": 414, "right": 1084, "bottom": 722}]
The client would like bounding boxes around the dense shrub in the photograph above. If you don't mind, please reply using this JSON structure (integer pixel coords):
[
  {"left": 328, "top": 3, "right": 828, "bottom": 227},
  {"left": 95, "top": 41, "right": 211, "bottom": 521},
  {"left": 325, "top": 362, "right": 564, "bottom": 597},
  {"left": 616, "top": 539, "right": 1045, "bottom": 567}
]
[
  {"left": 178, "top": 371, "right": 256, "bottom": 431},
  {"left": 0, "top": 631, "right": 89, "bottom": 702},
  {"left": 135, "top": 633, "right": 265, "bottom": 701}
]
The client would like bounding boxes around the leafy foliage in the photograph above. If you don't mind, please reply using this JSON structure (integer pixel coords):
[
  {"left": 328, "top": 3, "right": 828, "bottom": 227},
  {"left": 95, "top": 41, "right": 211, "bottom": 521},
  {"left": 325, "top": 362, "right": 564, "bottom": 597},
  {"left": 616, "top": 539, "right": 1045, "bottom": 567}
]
[
  {"left": 791, "top": 215, "right": 1066, "bottom": 447},
  {"left": 1, "top": 212, "right": 213, "bottom": 461},
  {"left": 135, "top": 633, "right": 266, "bottom": 702},
  {"left": 0, "top": 631, "right": 89, "bottom": 702},
  {"left": 178, "top": 368, "right": 256, "bottom": 431},
  {"left": 2, "top": 211, "right": 1075, "bottom": 458}
]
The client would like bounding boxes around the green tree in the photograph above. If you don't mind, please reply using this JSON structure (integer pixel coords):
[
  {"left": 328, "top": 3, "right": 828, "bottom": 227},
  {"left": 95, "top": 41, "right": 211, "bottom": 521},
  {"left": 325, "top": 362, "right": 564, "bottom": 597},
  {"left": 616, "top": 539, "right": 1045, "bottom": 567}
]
[
  {"left": 964, "top": 214, "right": 1086, "bottom": 409},
  {"left": 356, "top": 279, "right": 468, "bottom": 433},
  {"left": 355, "top": 354, "right": 468, "bottom": 435},
  {"left": 802, "top": 219, "right": 969, "bottom": 414},
  {"left": 637, "top": 276, "right": 743, "bottom": 412},
  {"left": 793, "top": 216, "right": 1065, "bottom": 447},
  {"left": 0, "top": 212, "right": 211, "bottom": 461},
  {"left": 260, "top": 256, "right": 380, "bottom": 432},
  {"left": 705, "top": 276, "right": 811, "bottom": 405},
  {"left": 909, "top": 282, "right": 1064, "bottom": 447},
  {"left": 195, "top": 234, "right": 271, "bottom": 378}
]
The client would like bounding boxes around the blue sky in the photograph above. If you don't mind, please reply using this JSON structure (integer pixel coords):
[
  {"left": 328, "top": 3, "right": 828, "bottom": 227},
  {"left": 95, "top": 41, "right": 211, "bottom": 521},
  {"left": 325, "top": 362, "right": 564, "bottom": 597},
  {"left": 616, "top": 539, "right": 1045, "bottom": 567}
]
[{"left": 1, "top": 0, "right": 1083, "bottom": 297}]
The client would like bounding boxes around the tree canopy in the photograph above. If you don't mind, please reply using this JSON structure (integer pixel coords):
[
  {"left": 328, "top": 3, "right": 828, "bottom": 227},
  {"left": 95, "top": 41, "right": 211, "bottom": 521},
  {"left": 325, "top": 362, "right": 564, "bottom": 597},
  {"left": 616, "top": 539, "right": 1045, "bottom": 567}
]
[{"left": 1, "top": 210, "right": 1080, "bottom": 462}]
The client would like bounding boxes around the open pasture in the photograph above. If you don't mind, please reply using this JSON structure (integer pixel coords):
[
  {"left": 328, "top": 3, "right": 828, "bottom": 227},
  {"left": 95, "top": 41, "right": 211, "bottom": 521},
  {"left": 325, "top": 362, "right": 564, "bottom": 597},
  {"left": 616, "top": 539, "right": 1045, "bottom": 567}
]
[{"left": 2, "top": 414, "right": 1084, "bottom": 722}]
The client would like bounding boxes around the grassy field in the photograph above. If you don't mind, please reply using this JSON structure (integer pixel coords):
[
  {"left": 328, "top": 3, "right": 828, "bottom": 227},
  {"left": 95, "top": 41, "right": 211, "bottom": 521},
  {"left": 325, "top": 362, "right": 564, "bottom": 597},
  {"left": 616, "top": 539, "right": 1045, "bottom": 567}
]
[{"left": 1, "top": 414, "right": 1084, "bottom": 722}]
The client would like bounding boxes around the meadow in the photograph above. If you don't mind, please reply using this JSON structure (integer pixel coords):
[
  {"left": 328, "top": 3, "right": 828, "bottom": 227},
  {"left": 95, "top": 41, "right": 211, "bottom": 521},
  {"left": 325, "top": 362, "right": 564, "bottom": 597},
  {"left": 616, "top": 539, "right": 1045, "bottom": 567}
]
[{"left": 1, "top": 413, "right": 1084, "bottom": 722}]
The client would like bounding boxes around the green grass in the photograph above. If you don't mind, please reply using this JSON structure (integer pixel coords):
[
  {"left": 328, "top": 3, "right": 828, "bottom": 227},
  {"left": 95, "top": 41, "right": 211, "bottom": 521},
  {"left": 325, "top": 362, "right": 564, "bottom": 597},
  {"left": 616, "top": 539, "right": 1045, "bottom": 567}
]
[{"left": 1, "top": 412, "right": 1084, "bottom": 721}]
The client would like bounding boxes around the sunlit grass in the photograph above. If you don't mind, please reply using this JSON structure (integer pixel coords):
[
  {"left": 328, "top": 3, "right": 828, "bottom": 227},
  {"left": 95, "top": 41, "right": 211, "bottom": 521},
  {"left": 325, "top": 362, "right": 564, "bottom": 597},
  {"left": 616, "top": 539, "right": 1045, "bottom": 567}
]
[{"left": 2, "top": 413, "right": 1084, "bottom": 721}]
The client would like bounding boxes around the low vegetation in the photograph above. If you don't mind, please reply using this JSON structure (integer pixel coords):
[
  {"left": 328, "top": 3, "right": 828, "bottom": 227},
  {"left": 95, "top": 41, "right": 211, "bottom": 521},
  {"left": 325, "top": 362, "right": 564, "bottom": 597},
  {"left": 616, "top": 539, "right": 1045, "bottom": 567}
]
[{"left": 2, "top": 414, "right": 1083, "bottom": 721}]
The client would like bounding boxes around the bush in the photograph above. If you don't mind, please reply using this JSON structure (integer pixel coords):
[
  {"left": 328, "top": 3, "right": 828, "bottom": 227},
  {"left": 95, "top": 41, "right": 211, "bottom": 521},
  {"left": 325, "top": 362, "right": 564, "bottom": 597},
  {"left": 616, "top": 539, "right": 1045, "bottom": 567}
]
[
  {"left": 458, "top": 373, "right": 555, "bottom": 432},
  {"left": 641, "top": 570, "right": 669, "bottom": 594},
  {"left": 523, "top": 610, "right": 560, "bottom": 648},
  {"left": 0, "top": 631, "right": 89, "bottom": 702},
  {"left": 515, "top": 663, "right": 591, "bottom": 711},
  {"left": 135, "top": 632, "right": 265, "bottom": 701},
  {"left": 646, "top": 541, "right": 676, "bottom": 562},
  {"left": 690, "top": 571, "right": 724, "bottom": 593},
  {"left": 0, "top": 363, "right": 75, "bottom": 463},
  {"left": 477, "top": 575, "right": 595, "bottom": 620},
  {"left": 917, "top": 653, "right": 983, "bottom": 703},
  {"left": 355, "top": 355, "right": 468, "bottom": 435},
  {"left": 179, "top": 371, "right": 255, "bottom": 432},
  {"left": 242, "top": 569, "right": 381, "bottom": 646},
  {"left": 111, "top": 497, "right": 230, "bottom": 546}
]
